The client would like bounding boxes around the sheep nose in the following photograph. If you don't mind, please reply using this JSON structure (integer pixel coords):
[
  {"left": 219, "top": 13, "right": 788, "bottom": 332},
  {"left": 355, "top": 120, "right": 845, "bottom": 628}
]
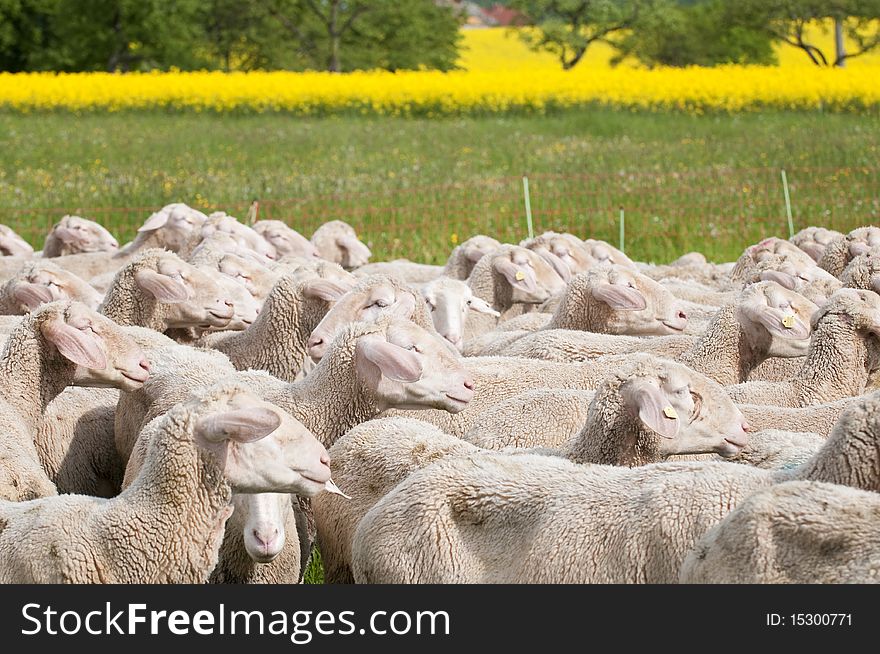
[
  {"left": 742, "top": 421, "right": 752, "bottom": 433},
  {"left": 253, "top": 528, "right": 279, "bottom": 549},
  {"left": 308, "top": 335, "right": 323, "bottom": 348},
  {"left": 139, "top": 357, "right": 151, "bottom": 372},
  {"left": 320, "top": 452, "right": 331, "bottom": 466},
  {"left": 463, "top": 376, "right": 475, "bottom": 391},
  {"left": 678, "top": 310, "right": 687, "bottom": 320}
]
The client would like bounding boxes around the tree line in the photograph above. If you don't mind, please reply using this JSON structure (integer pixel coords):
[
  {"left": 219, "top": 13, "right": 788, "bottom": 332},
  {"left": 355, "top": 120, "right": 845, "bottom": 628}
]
[{"left": 1, "top": 0, "right": 878, "bottom": 72}]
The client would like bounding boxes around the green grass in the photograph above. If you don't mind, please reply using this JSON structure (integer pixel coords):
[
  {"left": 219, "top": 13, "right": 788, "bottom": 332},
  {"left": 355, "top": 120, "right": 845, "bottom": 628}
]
[{"left": 1, "top": 110, "right": 878, "bottom": 262}]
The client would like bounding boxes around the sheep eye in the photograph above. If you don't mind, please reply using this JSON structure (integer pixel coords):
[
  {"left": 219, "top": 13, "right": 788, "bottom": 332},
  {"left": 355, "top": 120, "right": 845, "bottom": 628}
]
[{"left": 374, "top": 299, "right": 390, "bottom": 308}]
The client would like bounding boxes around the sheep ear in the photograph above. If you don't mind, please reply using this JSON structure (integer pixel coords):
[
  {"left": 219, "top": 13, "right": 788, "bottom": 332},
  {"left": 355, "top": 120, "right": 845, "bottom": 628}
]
[
  {"left": 53, "top": 226, "right": 83, "bottom": 245},
  {"left": 623, "top": 379, "right": 678, "bottom": 439},
  {"left": 195, "top": 407, "right": 281, "bottom": 444},
  {"left": 747, "top": 305, "right": 812, "bottom": 340},
  {"left": 390, "top": 292, "right": 417, "bottom": 320},
  {"left": 13, "top": 283, "right": 54, "bottom": 310},
  {"left": 337, "top": 234, "right": 371, "bottom": 260},
  {"left": 468, "top": 296, "right": 500, "bottom": 317},
  {"left": 591, "top": 283, "right": 647, "bottom": 311},
  {"left": 534, "top": 248, "right": 571, "bottom": 282},
  {"left": 134, "top": 269, "right": 189, "bottom": 303},
  {"left": 356, "top": 337, "right": 423, "bottom": 383},
  {"left": 465, "top": 247, "right": 488, "bottom": 263},
  {"left": 849, "top": 241, "right": 872, "bottom": 257},
  {"left": 41, "top": 319, "right": 108, "bottom": 370},
  {"left": 493, "top": 258, "right": 537, "bottom": 294},
  {"left": 138, "top": 211, "right": 169, "bottom": 233},
  {"left": 302, "top": 279, "right": 350, "bottom": 302},
  {"left": 759, "top": 270, "right": 797, "bottom": 290},
  {"left": 798, "top": 242, "right": 825, "bottom": 262}
]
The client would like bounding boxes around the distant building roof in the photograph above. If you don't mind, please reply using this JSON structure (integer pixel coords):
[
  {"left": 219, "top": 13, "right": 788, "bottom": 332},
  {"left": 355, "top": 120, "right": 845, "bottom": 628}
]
[{"left": 484, "top": 5, "right": 526, "bottom": 27}]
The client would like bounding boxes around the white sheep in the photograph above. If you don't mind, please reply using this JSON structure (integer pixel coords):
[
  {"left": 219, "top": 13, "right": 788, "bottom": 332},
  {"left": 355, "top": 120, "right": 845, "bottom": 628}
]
[
  {"left": 253, "top": 220, "right": 321, "bottom": 260},
  {"left": 42, "top": 215, "right": 119, "bottom": 257},
  {"left": 818, "top": 225, "right": 880, "bottom": 276},
  {"left": 0, "top": 383, "right": 331, "bottom": 583},
  {"left": 350, "top": 386, "right": 880, "bottom": 583},
  {"left": 0, "top": 301, "right": 150, "bottom": 501},
  {"left": 790, "top": 226, "right": 844, "bottom": 263},
  {"left": 725, "top": 288, "right": 880, "bottom": 406},
  {"left": 680, "top": 480, "right": 880, "bottom": 583},
  {"left": 420, "top": 277, "right": 499, "bottom": 350},
  {"left": 0, "top": 225, "right": 35, "bottom": 258},
  {"left": 0, "top": 260, "right": 103, "bottom": 314},
  {"left": 442, "top": 235, "right": 501, "bottom": 280},
  {"left": 311, "top": 220, "right": 372, "bottom": 269}
]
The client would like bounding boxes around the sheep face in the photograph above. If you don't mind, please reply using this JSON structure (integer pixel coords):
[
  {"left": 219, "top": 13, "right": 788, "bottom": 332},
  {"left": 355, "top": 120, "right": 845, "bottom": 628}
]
[
  {"left": 354, "top": 320, "right": 475, "bottom": 413},
  {"left": 7, "top": 262, "right": 103, "bottom": 313},
  {"left": 618, "top": 357, "right": 750, "bottom": 458},
  {"left": 202, "top": 213, "right": 277, "bottom": 260},
  {"left": 587, "top": 265, "right": 689, "bottom": 335},
  {"left": 254, "top": 220, "right": 320, "bottom": 259},
  {"left": 39, "top": 301, "right": 151, "bottom": 392},
  {"left": 133, "top": 256, "right": 237, "bottom": 330},
  {"left": 491, "top": 246, "right": 567, "bottom": 305},
  {"left": 233, "top": 492, "right": 289, "bottom": 563},
  {"left": 737, "top": 281, "right": 818, "bottom": 358},
  {"left": 422, "top": 278, "right": 498, "bottom": 351},
  {"left": 45, "top": 215, "right": 118, "bottom": 256},
  {"left": 215, "top": 253, "right": 278, "bottom": 304},
  {"left": 791, "top": 226, "right": 842, "bottom": 262},
  {"left": 138, "top": 203, "right": 207, "bottom": 252},
  {"left": 458, "top": 235, "right": 501, "bottom": 266},
  {"left": 581, "top": 239, "right": 637, "bottom": 270},
  {"left": 191, "top": 386, "right": 331, "bottom": 497},
  {"left": 846, "top": 226, "right": 880, "bottom": 259},
  {"left": 0, "top": 225, "right": 34, "bottom": 257},
  {"left": 754, "top": 256, "right": 842, "bottom": 304},
  {"left": 311, "top": 221, "right": 372, "bottom": 269},
  {"left": 307, "top": 278, "right": 419, "bottom": 361},
  {"left": 206, "top": 273, "right": 260, "bottom": 331}
]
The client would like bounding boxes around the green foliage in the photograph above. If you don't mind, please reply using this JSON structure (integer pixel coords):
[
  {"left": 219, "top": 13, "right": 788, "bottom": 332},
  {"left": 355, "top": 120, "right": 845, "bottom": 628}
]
[
  {"left": 613, "top": 0, "right": 777, "bottom": 67},
  {"left": 0, "top": 0, "right": 462, "bottom": 72},
  {"left": 509, "top": 0, "right": 650, "bottom": 69},
  {"left": 729, "top": 0, "right": 880, "bottom": 66}
]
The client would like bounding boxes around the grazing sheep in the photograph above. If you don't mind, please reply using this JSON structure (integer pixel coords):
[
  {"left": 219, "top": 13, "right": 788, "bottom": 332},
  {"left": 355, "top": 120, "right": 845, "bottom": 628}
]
[
  {"left": 42, "top": 215, "right": 119, "bottom": 257},
  {"left": 0, "top": 301, "right": 150, "bottom": 501},
  {"left": 0, "top": 225, "right": 34, "bottom": 257},
  {"left": 725, "top": 288, "right": 880, "bottom": 406},
  {"left": 99, "top": 249, "right": 236, "bottom": 335},
  {"left": 201, "top": 273, "right": 356, "bottom": 381},
  {"left": 0, "top": 383, "right": 331, "bottom": 583},
  {"left": 790, "top": 226, "right": 843, "bottom": 263},
  {"left": 0, "top": 260, "right": 103, "bottom": 314},
  {"left": 254, "top": 220, "right": 321, "bottom": 260},
  {"left": 311, "top": 220, "right": 372, "bottom": 269},
  {"left": 818, "top": 226, "right": 880, "bottom": 276},
  {"left": 420, "top": 277, "right": 499, "bottom": 350},
  {"left": 463, "top": 244, "right": 567, "bottom": 339},
  {"left": 680, "top": 480, "right": 880, "bottom": 583},
  {"left": 306, "top": 274, "right": 435, "bottom": 361},
  {"left": 350, "top": 385, "right": 880, "bottom": 583},
  {"left": 443, "top": 235, "right": 501, "bottom": 280}
]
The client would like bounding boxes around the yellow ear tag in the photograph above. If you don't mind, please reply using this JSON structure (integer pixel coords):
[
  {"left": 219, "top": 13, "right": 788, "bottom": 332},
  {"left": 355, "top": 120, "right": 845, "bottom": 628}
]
[
  {"left": 781, "top": 315, "right": 795, "bottom": 329},
  {"left": 515, "top": 271, "right": 525, "bottom": 281},
  {"left": 663, "top": 406, "right": 678, "bottom": 420}
]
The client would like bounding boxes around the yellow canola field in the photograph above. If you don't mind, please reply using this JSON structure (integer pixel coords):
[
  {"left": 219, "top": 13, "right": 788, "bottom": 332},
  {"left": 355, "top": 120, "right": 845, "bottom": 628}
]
[{"left": 1, "top": 25, "right": 878, "bottom": 115}]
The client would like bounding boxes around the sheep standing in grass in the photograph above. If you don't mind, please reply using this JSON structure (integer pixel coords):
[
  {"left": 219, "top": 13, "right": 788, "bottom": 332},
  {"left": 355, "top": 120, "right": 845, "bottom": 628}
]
[
  {"left": 0, "top": 383, "right": 331, "bottom": 583},
  {"left": 42, "top": 215, "right": 119, "bottom": 257}
]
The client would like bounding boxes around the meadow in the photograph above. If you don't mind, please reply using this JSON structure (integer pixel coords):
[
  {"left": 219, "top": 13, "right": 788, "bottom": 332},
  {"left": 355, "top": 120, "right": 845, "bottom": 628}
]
[{"left": 1, "top": 26, "right": 879, "bottom": 264}]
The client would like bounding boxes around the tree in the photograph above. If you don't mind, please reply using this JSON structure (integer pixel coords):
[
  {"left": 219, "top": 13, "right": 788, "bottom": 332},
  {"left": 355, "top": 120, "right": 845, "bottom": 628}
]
[
  {"left": 612, "top": 0, "right": 776, "bottom": 68},
  {"left": 730, "top": 0, "right": 880, "bottom": 67},
  {"left": 0, "top": 0, "right": 58, "bottom": 72},
  {"left": 507, "top": 0, "right": 656, "bottom": 69},
  {"left": 266, "top": 0, "right": 461, "bottom": 72}
]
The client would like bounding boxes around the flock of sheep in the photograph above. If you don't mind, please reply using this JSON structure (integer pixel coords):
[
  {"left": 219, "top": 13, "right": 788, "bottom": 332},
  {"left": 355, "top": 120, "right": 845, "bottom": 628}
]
[{"left": 0, "top": 205, "right": 878, "bottom": 584}]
